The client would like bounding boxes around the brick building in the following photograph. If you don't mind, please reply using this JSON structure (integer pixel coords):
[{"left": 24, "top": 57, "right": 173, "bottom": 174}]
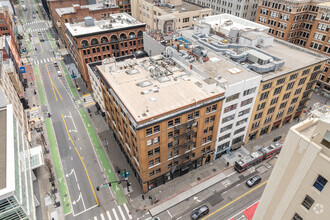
[
  {"left": 91, "top": 56, "right": 225, "bottom": 192},
  {"left": 55, "top": 3, "right": 120, "bottom": 48},
  {"left": 256, "top": 0, "right": 330, "bottom": 97},
  {"left": 0, "top": 5, "right": 19, "bottom": 54},
  {"left": 65, "top": 13, "right": 145, "bottom": 87}
]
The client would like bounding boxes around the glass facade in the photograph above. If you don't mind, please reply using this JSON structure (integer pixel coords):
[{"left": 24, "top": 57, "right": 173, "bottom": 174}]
[{"left": 0, "top": 113, "right": 35, "bottom": 220}]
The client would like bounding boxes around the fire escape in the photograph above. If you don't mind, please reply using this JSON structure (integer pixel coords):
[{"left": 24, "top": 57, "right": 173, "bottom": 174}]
[{"left": 172, "top": 119, "right": 197, "bottom": 164}]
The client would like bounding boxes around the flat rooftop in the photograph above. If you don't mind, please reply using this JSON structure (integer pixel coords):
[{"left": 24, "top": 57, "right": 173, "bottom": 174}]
[
  {"left": 145, "top": 0, "right": 207, "bottom": 13},
  {"left": 179, "top": 29, "right": 327, "bottom": 81},
  {"left": 0, "top": 108, "right": 7, "bottom": 190},
  {"left": 65, "top": 13, "right": 144, "bottom": 37},
  {"left": 197, "top": 14, "right": 269, "bottom": 33},
  {"left": 97, "top": 56, "right": 225, "bottom": 122},
  {"left": 56, "top": 3, "right": 118, "bottom": 16}
]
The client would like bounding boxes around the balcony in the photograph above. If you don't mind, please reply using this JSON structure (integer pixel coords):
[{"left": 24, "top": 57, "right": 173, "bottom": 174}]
[
  {"left": 173, "top": 140, "right": 194, "bottom": 151},
  {"left": 174, "top": 119, "right": 195, "bottom": 130},
  {"left": 173, "top": 151, "right": 193, "bottom": 162},
  {"left": 173, "top": 130, "right": 197, "bottom": 141}
]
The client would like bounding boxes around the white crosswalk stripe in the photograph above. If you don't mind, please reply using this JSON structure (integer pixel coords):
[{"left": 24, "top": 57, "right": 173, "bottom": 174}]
[
  {"left": 36, "top": 60, "right": 39, "bottom": 65},
  {"left": 44, "top": 58, "right": 47, "bottom": 63},
  {"left": 118, "top": 206, "right": 126, "bottom": 220},
  {"left": 106, "top": 211, "right": 112, "bottom": 220},
  {"left": 47, "top": 58, "right": 50, "bottom": 62},
  {"left": 90, "top": 204, "right": 132, "bottom": 220},
  {"left": 112, "top": 208, "right": 119, "bottom": 220},
  {"left": 123, "top": 204, "right": 132, "bottom": 220}
]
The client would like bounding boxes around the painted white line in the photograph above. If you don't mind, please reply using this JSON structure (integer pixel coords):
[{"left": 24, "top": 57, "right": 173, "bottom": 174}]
[
  {"left": 145, "top": 217, "right": 151, "bottom": 220},
  {"left": 227, "top": 171, "right": 237, "bottom": 178},
  {"left": 73, "top": 169, "right": 78, "bottom": 182},
  {"left": 40, "top": 60, "right": 43, "bottom": 64},
  {"left": 44, "top": 58, "right": 47, "bottom": 63},
  {"left": 47, "top": 58, "right": 50, "bottom": 62},
  {"left": 72, "top": 204, "right": 98, "bottom": 217},
  {"left": 100, "top": 213, "right": 105, "bottom": 220},
  {"left": 106, "top": 211, "right": 112, "bottom": 220},
  {"left": 77, "top": 183, "right": 80, "bottom": 191},
  {"left": 36, "top": 60, "right": 39, "bottom": 65},
  {"left": 123, "top": 203, "right": 132, "bottom": 219},
  {"left": 112, "top": 208, "right": 119, "bottom": 220},
  {"left": 69, "top": 111, "right": 78, "bottom": 131},
  {"left": 167, "top": 210, "right": 172, "bottom": 218},
  {"left": 118, "top": 206, "right": 126, "bottom": 220}
]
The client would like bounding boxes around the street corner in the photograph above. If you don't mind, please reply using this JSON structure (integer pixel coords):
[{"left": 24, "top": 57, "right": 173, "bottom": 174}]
[{"left": 228, "top": 201, "right": 259, "bottom": 220}]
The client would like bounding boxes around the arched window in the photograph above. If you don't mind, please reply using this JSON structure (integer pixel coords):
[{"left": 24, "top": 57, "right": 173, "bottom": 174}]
[
  {"left": 128, "top": 32, "right": 136, "bottom": 39},
  {"left": 137, "top": 30, "right": 143, "bottom": 37},
  {"left": 91, "top": 38, "right": 99, "bottom": 45},
  {"left": 110, "top": 35, "right": 118, "bottom": 43},
  {"left": 120, "top": 33, "right": 127, "bottom": 40},
  {"left": 101, "top": 36, "right": 108, "bottom": 43},
  {"left": 81, "top": 40, "right": 89, "bottom": 47}
]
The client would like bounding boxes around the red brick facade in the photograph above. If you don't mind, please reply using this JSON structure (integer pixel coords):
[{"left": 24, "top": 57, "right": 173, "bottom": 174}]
[{"left": 69, "top": 25, "right": 145, "bottom": 88}]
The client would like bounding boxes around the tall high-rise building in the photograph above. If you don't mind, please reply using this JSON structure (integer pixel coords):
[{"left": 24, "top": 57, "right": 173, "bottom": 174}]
[
  {"left": 0, "top": 103, "right": 36, "bottom": 220},
  {"left": 255, "top": 0, "right": 330, "bottom": 97},
  {"left": 254, "top": 104, "right": 330, "bottom": 220}
]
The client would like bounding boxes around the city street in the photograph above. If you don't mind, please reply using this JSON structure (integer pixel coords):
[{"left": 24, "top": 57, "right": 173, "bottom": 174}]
[{"left": 18, "top": 0, "right": 133, "bottom": 219}]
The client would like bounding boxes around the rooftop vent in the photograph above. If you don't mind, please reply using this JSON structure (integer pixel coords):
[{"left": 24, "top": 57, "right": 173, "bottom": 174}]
[
  {"left": 126, "top": 69, "right": 140, "bottom": 75},
  {"left": 149, "top": 97, "right": 157, "bottom": 102},
  {"left": 141, "top": 90, "right": 150, "bottom": 95},
  {"left": 84, "top": 16, "right": 95, "bottom": 26},
  {"left": 137, "top": 80, "right": 153, "bottom": 87},
  {"left": 157, "top": 76, "right": 171, "bottom": 83}
]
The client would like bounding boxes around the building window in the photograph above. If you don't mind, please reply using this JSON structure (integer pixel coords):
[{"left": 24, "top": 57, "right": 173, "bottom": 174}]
[
  {"left": 290, "top": 73, "right": 298, "bottom": 80},
  {"left": 280, "top": 102, "right": 287, "bottom": 109},
  {"left": 222, "top": 114, "right": 235, "bottom": 123},
  {"left": 183, "top": 17, "right": 190, "bottom": 23},
  {"left": 220, "top": 124, "right": 233, "bottom": 132},
  {"left": 168, "top": 120, "right": 173, "bottom": 127},
  {"left": 257, "top": 102, "right": 266, "bottom": 111},
  {"left": 232, "top": 135, "right": 243, "bottom": 145},
  {"left": 302, "top": 69, "right": 310, "bottom": 76},
  {"left": 149, "top": 171, "right": 154, "bottom": 177},
  {"left": 168, "top": 131, "right": 173, "bottom": 138},
  {"left": 155, "top": 157, "right": 160, "bottom": 164},
  {"left": 212, "top": 104, "right": 217, "bottom": 111},
  {"left": 168, "top": 142, "right": 173, "bottom": 148},
  {"left": 226, "top": 93, "right": 240, "bottom": 102},
  {"left": 149, "top": 160, "right": 154, "bottom": 167},
  {"left": 154, "top": 137, "right": 160, "bottom": 144},
  {"left": 224, "top": 104, "right": 237, "bottom": 113},
  {"left": 283, "top": 92, "right": 291, "bottom": 100},
  {"left": 270, "top": 97, "right": 279, "bottom": 105},
  {"left": 313, "top": 175, "right": 328, "bottom": 192},
  {"left": 273, "top": 86, "right": 283, "bottom": 95},
  {"left": 146, "top": 128, "right": 152, "bottom": 136},
  {"left": 254, "top": 112, "right": 263, "bottom": 120},
  {"left": 156, "top": 168, "right": 161, "bottom": 174},
  {"left": 277, "top": 77, "right": 286, "bottom": 85},
  {"left": 175, "top": 118, "right": 180, "bottom": 125},
  {"left": 147, "top": 139, "right": 153, "bottom": 146},
  {"left": 302, "top": 195, "right": 314, "bottom": 210},
  {"left": 234, "top": 127, "right": 245, "bottom": 135},
  {"left": 154, "top": 125, "right": 160, "bottom": 133},
  {"left": 148, "top": 150, "right": 153, "bottom": 157},
  {"left": 154, "top": 147, "right": 160, "bottom": 154},
  {"left": 237, "top": 118, "right": 248, "bottom": 126},
  {"left": 298, "top": 77, "right": 307, "bottom": 85},
  {"left": 267, "top": 107, "right": 275, "bottom": 114},
  {"left": 260, "top": 91, "right": 269, "bottom": 100},
  {"left": 238, "top": 108, "right": 250, "bottom": 117},
  {"left": 219, "top": 133, "right": 230, "bottom": 142},
  {"left": 263, "top": 82, "right": 272, "bottom": 90},
  {"left": 241, "top": 98, "right": 253, "bottom": 107},
  {"left": 293, "top": 213, "right": 303, "bottom": 220},
  {"left": 168, "top": 163, "right": 172, "bottom": 169},
  {"left": 243, "top": 87, "right": 256, "bottom": 96}
]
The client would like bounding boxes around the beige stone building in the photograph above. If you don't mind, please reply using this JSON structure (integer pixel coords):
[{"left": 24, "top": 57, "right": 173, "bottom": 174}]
[
  {"left": 254, "top": 104, "right": 330, "bottom": 220},
  {"left": 0, "top": 52, "right": 29, "bottom": 138},
  {"left": 131, "top": 0, "right": 212, "bottom": 34}
]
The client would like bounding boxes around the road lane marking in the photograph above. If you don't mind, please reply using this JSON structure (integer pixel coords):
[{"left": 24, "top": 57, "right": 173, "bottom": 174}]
[
  {"left": 37, "top": 33, "right": 44, "bottom": 53},
  {"left": 167, "top": 210, "right": 172, "bottom": 218},
  {"left": 106, "top": 211, "right": 112, "bottom": 220},
  {"left": 82, "top": 93, "right": 91, "bottom": 97},
  {"left": 123, "top": 203, "right": 132, "bottom": 219},
  {"left": 118, "top": 206, "right": 126, "bottom": 220},
  {"left": 202, "top": 180, "right": 268, "bottom": 219},
  {"left": 46, "top": 64, "right": 62, "bottom": 101},
  {"left": 112, "top": 208, "right": 119, "bottom": 220},
  {"left": 86, "top": 102, "right": 96, "bottom": 106},
  {"left": 100, "top": 213, "right": 105, "bottom": 220},
  {"left": 62, "top": 114, "right": 75, "bottom": 146},
  {"left": 227, "top": 200, "right": 260, "bottom": 220}
]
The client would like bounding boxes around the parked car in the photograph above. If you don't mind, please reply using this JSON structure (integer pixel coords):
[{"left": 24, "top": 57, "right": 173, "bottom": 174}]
[
  {"left": 38, "top": 32, "right": 41, "bottom": 35},
  {"left": 246, "top": 175, "right": 261, "bottom": 187},
  {"left": 191, "top": 205, "right": 209, "bottom": 219},
  {"left": 40, "top": 38, "right": 44, "bottom": 42},
  {"left": 54, "top": 61, "right": 58, "bottom": 67},
  {"left": 57, "top": 71, "right": 62, "bottom": 77},
  {"left": 151, "top": 218, "right": 160, "bottom": 220}
]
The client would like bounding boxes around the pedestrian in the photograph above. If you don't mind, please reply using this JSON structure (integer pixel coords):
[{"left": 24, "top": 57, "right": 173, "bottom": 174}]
[
  {"left": 90, "top": 113, "right": 92, "bottom": 118},
  {"left": 142, "top": 195, "right": 145, "bottom": 200}
]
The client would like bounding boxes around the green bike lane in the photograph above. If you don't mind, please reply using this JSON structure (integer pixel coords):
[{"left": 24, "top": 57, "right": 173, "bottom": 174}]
[{"left": 34, "top": 10, "right": 127, "bottom": 205}]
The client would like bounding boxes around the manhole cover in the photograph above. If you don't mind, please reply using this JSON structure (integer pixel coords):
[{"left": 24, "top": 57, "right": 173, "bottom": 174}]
[
  {"left": 238, "top": 154, "right": 242, "bottom": 158},
  {"left": 197, "top": 177, "right": 201, "bottom": 181},
  {"left": 213, "top": 168, "right": 217, "bottom": 172}
]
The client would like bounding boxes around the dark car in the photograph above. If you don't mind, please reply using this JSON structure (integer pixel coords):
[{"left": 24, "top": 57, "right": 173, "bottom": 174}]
[
  {"left": 246, "top": 175, "right": 261, "bottom": 187},
  {"left": 191, "top": 205, "right": 209, "bottom": 219}
]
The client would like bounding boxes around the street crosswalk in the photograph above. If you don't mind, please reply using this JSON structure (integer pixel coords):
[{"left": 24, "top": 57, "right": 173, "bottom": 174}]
[
  {"left": 30, "top": 57, "right": 63, "bottom": 65},
  {"left": 26, "top": 27, "right": 48, "bottom": 33},
  {"left": 90, "top": 204, "right": 133, "bottom": 220},
  {"left": 27, "top": 107, "right": 40, "bottom": 121},
  {"left": 25, "top": 21, "right": 45, "bottom": 25},
  {"left": 82, "top": 94, "right": 95, "bottom": 107}
]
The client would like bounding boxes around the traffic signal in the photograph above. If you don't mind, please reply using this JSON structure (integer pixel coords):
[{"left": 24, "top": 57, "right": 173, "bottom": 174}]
[{"left": 96, "top": 187, "right": 100, "bottom": 191}]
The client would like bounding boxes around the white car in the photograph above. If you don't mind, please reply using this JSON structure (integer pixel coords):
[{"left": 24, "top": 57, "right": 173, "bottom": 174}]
[{"left": 57, "top": 71, "right": 62, "bottom": 77}]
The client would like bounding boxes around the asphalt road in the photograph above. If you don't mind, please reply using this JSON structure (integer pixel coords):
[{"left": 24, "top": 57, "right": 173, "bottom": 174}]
[
  {"left": 155, "top": 158, "right": 275, "bottom": 220},
  {"left": 19, "top": 1, "right": 134, "bottom": 219}
]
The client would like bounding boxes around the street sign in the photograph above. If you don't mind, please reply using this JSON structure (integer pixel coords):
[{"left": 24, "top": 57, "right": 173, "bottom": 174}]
[{"left": 19, "top": 67, "right": 26, "bottom": 74}]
